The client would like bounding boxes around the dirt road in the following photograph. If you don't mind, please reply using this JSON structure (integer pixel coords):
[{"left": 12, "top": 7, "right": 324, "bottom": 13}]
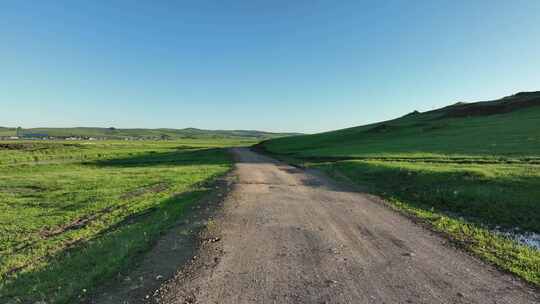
[{"left": 156, "top": 148, "right": 538, "bottom": 303}]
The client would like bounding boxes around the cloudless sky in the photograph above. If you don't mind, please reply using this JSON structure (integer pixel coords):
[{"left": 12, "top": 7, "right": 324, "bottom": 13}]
[{"left": 1, "top": 1, "right": 539, "bottom": 133}]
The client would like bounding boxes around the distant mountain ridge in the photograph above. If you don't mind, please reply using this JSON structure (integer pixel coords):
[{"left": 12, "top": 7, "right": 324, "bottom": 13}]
[{"left": 0, "top": 126, "right": 301, "bottom": 139}]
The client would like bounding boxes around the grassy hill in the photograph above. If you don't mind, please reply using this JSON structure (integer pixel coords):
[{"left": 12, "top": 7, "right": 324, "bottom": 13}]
[
  {"left": 0, "top": 127, "right": 300, "bottom": 140},
  {"left": 261, "top": 91, "right": 540, "bottom": 285},
  {"left": 262, "top": 91, "right": 540, "bottom": 159}
]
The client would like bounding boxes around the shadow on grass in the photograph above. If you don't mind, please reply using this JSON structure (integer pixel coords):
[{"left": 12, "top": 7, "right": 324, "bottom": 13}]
[
  {"left": 318, "top": 161, "right": 540, "bottom": 233},
  {"left": 299, "top": 155, "right": 540, "bottom": 165},
  {"left": 87, "top": 147, "right": 230, "bottom": 168},
  {"left": 256, "top": 144, "right": 540, "bottom": 233}
]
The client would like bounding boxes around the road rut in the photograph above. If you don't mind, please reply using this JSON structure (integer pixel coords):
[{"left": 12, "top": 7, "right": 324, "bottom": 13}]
[{"left": 157, "top": 148, "right": 538, "bottom": 304}]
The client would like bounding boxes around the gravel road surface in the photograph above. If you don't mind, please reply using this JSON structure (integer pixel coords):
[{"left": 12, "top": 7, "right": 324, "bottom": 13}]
[{"left": 156, "top": 148, "right": 538, "bottom": 304}]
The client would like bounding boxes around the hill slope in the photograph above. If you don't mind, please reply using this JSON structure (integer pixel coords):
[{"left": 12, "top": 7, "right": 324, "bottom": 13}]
[{"left": 262, "top": 91, "right": 540, "bottom": 159}]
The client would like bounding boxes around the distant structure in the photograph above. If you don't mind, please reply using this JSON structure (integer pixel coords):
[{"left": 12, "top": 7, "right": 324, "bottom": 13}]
[{"left": 23, "top": 133, "right": 49, "bottom": 139}]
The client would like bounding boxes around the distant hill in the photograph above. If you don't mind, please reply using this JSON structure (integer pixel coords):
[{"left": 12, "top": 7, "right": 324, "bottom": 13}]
[
  {"left": 261, "top": 91, "right": 540, "bottom": 158},
  {"left": 0, "top": 127, "right": 14, "bottom": 137},
  {"left": 0, "top": 127, "right": 301, "bottom": 140}
]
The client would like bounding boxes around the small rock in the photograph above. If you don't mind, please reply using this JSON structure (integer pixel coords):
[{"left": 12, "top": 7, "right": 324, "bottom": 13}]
[
  {"left": 203, "top": 237, "right": 221, "bottom": 244},
  {"left": 156, "top": 275, "right": 164, "bottom": 280},
  {"left": 325, "top": 279, "right": 338, "bottom": 285},
  {"left": 402, "top": 252, "right": 416, "bottom": 257},
  {"left": 457, "top": 292, "right": 465, "bottom": 297}
]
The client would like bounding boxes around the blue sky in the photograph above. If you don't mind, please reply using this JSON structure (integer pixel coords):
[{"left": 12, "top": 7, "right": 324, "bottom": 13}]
[{"left": 1, "top": 1, "right": 539, "bottom": 133}]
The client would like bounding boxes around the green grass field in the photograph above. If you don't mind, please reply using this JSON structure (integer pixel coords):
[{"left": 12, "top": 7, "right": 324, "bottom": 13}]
[
  {"left": 261, "top": 92, "right": 540, "bottom": 285},
  {"left": 0, "top": 139, "right": 252, "bottom": 303}
]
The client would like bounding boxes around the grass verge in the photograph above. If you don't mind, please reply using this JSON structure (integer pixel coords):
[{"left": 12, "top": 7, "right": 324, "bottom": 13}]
[
  {"left": 312, "top": 160, "right": 540, "bottom": 286},
  {"left": 0, "top": 140, "right": 245, "bottom": 303}
]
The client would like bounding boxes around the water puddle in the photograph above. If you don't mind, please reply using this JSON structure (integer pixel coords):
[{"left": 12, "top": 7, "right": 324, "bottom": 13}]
[{"left": 492, "top": 228, "right": 540, "bottom": 250}]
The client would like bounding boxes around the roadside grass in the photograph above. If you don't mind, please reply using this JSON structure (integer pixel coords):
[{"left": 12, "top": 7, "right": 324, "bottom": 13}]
[
  {"left": 311, "top": 160, "right": 540, "bottom": 285},
  {"left": 0, "top": 139, "right": 251, "bottom": 303},
  {"left": 260, "top": 101, "right": 540, "bottom": 286},
  {"left": 318, "top": 161, "right": 540, "bottom": 233}
]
